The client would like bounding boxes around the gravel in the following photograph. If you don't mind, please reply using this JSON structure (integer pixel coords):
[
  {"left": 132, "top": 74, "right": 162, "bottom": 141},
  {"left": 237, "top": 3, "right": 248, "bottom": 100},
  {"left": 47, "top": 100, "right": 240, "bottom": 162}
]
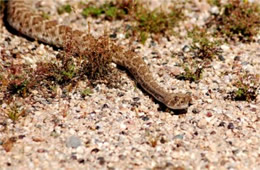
[{"left": 0, "top": 0, "right": 259, "bottom": 169}]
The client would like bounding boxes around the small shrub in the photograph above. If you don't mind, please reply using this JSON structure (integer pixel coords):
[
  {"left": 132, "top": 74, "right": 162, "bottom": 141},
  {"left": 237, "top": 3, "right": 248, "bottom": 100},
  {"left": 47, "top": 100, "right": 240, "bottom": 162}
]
[
  {"left": 176, "top": 64, "right": 204, "bottom": 83},
  {"left": 207, "top": 0, "right": 260, "bottom": 42},
  {"left": 207, "top": 0, "right": 221, "bottom": 7},
  {"left": 82, "top": 1, "right": 128, "bottom": 20},
  {"left": 82, "top": 0, "right": 185, "bottom": 43},
  {"left": 1, "top": 64, "right": 33, "bottom": 100},
  {"left": 81, "top": 88, "right": 93, "bottom": 97},
  {"left": 5, "top": 103, "right": 26, "bottom": 122},
  {"left": 229, "top": 73, "right": 259, "bottom": 101},
  {"left": 42, "top": 12, "right": 50, "bottom": 19},
  {"left": 58, "top": 4, "right": 72, "bottom": 14},
  {"left": 133, "top": 4, "right": 184, "bottom": 37},
  {"left": 188, "top": 27, "right": 222, "bottom": 60}
]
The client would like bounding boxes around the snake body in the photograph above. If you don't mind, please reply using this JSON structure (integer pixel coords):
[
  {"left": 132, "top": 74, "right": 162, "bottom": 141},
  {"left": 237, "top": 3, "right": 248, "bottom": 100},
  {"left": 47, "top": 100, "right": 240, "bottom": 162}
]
[{"left": 6, "top": 0, "right": 191, "bottom": 110}]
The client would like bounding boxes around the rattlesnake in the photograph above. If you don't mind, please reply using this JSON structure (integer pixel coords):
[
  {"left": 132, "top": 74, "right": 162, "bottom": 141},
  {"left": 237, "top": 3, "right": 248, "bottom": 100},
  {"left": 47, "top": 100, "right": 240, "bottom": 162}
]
[{"left": 6, "top": 0, "right": 191, "bottom": 110}]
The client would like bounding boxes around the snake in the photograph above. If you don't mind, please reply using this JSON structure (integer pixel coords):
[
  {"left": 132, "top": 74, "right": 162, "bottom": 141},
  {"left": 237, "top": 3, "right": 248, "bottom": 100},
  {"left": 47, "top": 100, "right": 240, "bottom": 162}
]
[{"left": 6, "top": 0, "right": 191, "bottom": 110}]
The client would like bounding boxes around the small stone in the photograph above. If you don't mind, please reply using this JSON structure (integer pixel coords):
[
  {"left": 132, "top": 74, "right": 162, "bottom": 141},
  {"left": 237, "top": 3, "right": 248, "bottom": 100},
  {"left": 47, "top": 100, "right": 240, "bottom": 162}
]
[
  {"left": 66, "top": 135, "right": 82, "bottom": 148},
  {"left": 5, "top": 37, "right": 11, "bottom": 42},
  {"left": 227, "top": 123, "right": 235, "bottom": 130},
  {"left": 102, "top": 104, "right": 109, "bottom": 109},
  {"left": 18, "top": 135, "right": 26, "bottom": 139},
  {"left": 91, "top": 148, "right": 99, "bottom": 153},
  {"left": 192, "top": 108, "right": 200, "bottom": 114},
  {"left": 182, "top": 45, "right": 190, "bottom": 52},
  {"left": 140, "top": 115, "right": 149, "bottom": 121},
  {"left": 218, "top": 122, "right": 225, "bottom": 127},
  {"left": 97, "top": 157, "right": 105, "bottom": 165},
  {"left": 109, "top": 33, "right": 117, "bottom": 38},
  {"left": 71, "top": 155, "right": 77, "bottom": 160},
  {"left": 221, "top": 44, "right": 230, "bottom": 51},
  {"left": 133, "top": 97, "right": 140, "bottom": 102},
  {"left": 232, "top": 149, "right": 239, "bottom": 155},
  {"left": 173, "top": 134, "right": 184, "bottom": 140},
  {"left": 125, "top": 24, "right": 132, "bottom": 31},
  {"left": 241, "top": 61, "right": 249, "bottom": 65},
  {"left": 160, "top": 137, "right": 167, "bottom": 144},
  {"left": 210, "top": 131, "right": 216, "bottom": 135},
  {"left": 234, "top": 56, "right": 241, "bottom": 61},
  {"left": 218, "top": 55, "right": 225, "bottom": 61},
  {"left": 117, "top": 92, "right": 124, "bottom": 97},
  {"left": 198, "top": 119, "right": 207, "bottom": 129},
  {"left": 37, "top": 149, "right": 47, "bottom": 153},
  {"left": 150, "top": 41, "right": 157, "bottom": 46},
  {"left": 206, "top": 112, "right": 213, "bottom": 117},
  {"left": 210, "top": 6, "right": 219, "bottom": 14},
  {"left": 78, "top": 159, "right": 85, "bottom": 164}
]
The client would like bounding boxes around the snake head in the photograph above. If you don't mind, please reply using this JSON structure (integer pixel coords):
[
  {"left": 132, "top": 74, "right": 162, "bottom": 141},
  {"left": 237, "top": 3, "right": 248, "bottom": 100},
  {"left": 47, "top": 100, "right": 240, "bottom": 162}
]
[{"left": 164, "top": 92, "right": 192, "bottom": 110}]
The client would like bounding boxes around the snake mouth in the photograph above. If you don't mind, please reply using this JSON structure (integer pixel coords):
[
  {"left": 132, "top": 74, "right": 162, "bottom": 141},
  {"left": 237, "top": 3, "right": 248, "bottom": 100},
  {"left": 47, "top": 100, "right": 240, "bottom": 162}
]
[{"left": 166, "top": 104, "right": 190, "bottom": 110}]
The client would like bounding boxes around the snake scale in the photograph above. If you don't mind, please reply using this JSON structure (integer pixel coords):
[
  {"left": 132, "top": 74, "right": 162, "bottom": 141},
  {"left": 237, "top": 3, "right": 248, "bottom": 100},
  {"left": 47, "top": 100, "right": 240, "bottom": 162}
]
[{"left": 6, "top": 0, "right": 191, "bottom": 110}]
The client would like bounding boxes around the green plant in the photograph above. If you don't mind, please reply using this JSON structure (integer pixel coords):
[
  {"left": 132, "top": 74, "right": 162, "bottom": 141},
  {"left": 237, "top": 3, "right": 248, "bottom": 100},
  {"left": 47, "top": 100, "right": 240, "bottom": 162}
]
[
  {"left": 81, "top": 88, "right": 93, "bottom": 97},
  {"left": 1, "top": 64, "right": 33, "bottom": 99},
  {"left": 81, "top": 0, "right": 185, "bottom": 43},
  {"left": 207, "top": 0, "right": 221, "bottom": 7},
  {"left": 82, "top": 1, "right": 127, "bottom": 20},
  {"left": 58, "top": 4, "right": 72, "bottom": 14},
  {"left": 82, "top": 6, "right": 104, "bottom": 18},
  {"left": 229, "top": 74, "right": 259, "bottom": 101},
  {"left": 207, "top": 0, "right": 260, "bottom": 41},
  {"left": 176, "top": 64, "right": 204, "bottom": 83},
  {"left": 133, "top": 4, "right": 184, "bottom": 41},
  {"left": 42, "top": 12, "right": 50, "bottom": 19},
  {"left": 5, "top": 104, "right": 26, "bottom": 122},
  {"left": 188, "top": 27, "right": 222, "bottom": 60}
]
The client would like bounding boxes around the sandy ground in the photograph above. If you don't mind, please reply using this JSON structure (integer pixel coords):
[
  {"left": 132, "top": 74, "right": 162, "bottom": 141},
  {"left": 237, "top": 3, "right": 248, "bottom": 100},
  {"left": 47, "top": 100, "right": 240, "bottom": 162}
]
[{"left": 0, "top": 0, "right": 259, "bottom": 169}]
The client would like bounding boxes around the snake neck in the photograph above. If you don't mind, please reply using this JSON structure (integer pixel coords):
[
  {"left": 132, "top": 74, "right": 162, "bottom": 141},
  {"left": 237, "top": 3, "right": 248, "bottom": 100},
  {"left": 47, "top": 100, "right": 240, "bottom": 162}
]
[{"left": 112, "top": 48, "right": 169, "bottom": 104}]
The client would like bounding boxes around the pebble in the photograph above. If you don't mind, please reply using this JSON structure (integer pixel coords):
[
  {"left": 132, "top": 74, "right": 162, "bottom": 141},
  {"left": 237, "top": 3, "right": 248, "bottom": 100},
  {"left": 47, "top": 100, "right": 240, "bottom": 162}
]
[
  {"left": 192, "top": 108, "right": 200, "bottom": 114},
  {"left": 66, "top": 136, "right": 82, "bottom": 148},
  {"left": 234, "top": 56, "right": 241, "bottom": 61},
  {"left": 1, "top": 0, "right": 260, "bottom": 169},
  {"left": 218, "top": 55, "right": 225, "bottom": 61},
  {"left": 227, "top": 123, "right": 235, "bottom": 130},
  {"left": 197, "top": 119, "right": 207, "bottom": 129},
  {"left": 182, "top": 45, "right": 190, "bottom": 52},
  {"left": 173, "top": 134, "right": 184, "bottom": 140},
  {"left": 210, "top": 6, "right": 219, "bottom": 14}
]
